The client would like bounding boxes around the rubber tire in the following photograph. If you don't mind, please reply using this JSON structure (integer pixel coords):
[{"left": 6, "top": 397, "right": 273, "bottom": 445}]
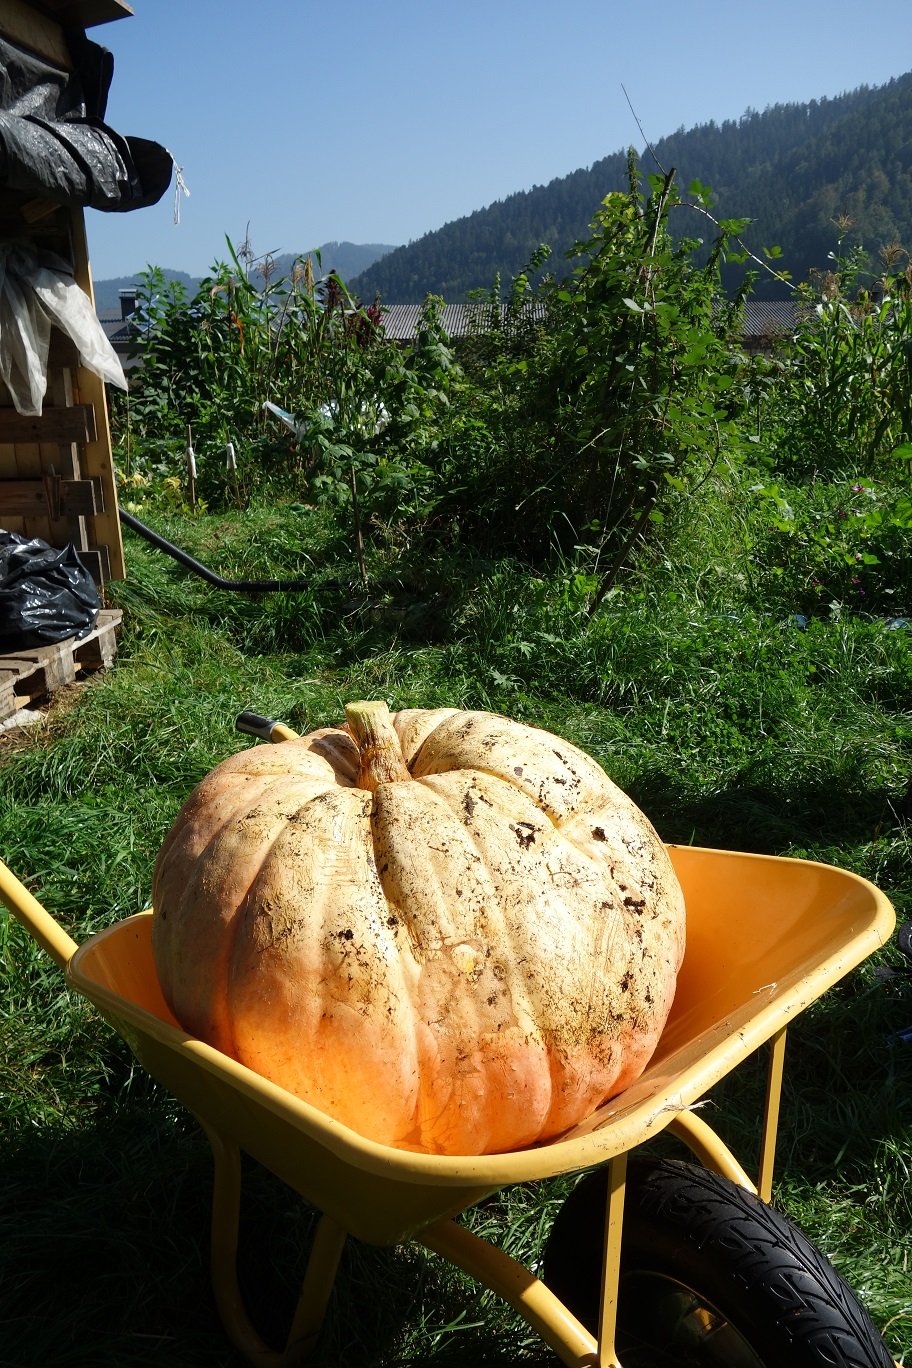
[
  {"left": 542, "top": 1156, "right": 894, "bottom": 1367},
  {"left": 897, "top": 920, "right": 912, "bottom": 966}
]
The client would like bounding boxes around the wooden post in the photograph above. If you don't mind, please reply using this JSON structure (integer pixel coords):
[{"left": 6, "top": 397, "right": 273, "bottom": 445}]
[{"left": 67, "top": 205, "right": 126, "bottom": 579}]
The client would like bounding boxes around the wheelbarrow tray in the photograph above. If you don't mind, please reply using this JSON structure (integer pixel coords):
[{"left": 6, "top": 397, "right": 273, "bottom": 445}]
[{"left": 62, "top": 844, "right": 895, "bottom": 1247}]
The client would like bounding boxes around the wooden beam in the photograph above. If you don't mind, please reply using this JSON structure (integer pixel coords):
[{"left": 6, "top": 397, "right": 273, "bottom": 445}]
[
  {"left": 42, "top": 362, "right": 89, "bottom": 564},
  {"left": 0, "top": 0, "right": 133, "bottom": 56},
  {"left": 0, "top": 0, "right": 71, "bottom": 64},
  {"left": 34, "top": 0, "right": 133, "bottom": 28},
  {"left": 0, "top": 477, "right": 102, "bottom": 517},
  {"left": 0, "top": 405, "right": 97, "bottom": 445},
  {"left": 68, "top": 209, "right": 125, "bottom": 580},
  {"left": 78, "top": 544, "right": 111, "bottom": 586},
  {"left": 20, "top": 199, "right": 61, "bottom": 225}
]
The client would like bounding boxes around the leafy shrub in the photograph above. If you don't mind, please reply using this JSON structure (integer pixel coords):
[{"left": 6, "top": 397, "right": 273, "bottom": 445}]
[
  {"left": 429, "top": 157, "right": 757, "bottom": 588},
  {"left": 752, "top": 466, "right": 912, "bottom": 615}
]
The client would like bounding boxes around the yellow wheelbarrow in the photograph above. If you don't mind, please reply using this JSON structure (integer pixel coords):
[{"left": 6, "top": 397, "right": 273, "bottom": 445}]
[{"left": 0, "top": 713, "right": 900, "bottom": 1367}]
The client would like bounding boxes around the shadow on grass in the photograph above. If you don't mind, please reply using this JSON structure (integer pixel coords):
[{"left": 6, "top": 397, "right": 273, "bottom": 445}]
[
  {"left": 0, "top": 1093, "right": 561, "bottom": 1368},
  {"left": 629, "top": 767, "right": 908, "bottom": 859},
  {"left": 3, "top": 1017, "right": 906, "bottom": 1368},
  {"left": 115, "top": 516, "right": 505, "bottom": 663}
]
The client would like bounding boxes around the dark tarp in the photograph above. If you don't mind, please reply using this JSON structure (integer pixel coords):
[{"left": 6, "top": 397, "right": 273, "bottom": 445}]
[
  {"left": 0, "top": 28, "right": 171, "bottom": 212},
  {"left": 0, "top": 529, "right": 100, "bottom": 650}
]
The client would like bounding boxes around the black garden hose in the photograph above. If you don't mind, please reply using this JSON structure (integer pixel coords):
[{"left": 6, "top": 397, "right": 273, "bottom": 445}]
[{"left": 119, "top": 507, "right": 326, "bottom": 592}]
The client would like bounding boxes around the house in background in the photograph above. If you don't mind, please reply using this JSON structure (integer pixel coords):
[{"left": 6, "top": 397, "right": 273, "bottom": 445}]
[
  {"left": 97, "top": 286, "right": 139, "bottom": 368},
  {"left": 378, "top": 300, "right": 799, "bottom": 353},
  {"left": 95, "top": 293, "right": 801, "bottom": 372},
  {"left": 737, "top": 301, "right": 801, "bottom": 355}
]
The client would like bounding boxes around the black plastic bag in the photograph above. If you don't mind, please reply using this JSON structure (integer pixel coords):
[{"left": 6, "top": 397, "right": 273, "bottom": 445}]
[{"left": 0, "top": 531, "right": 100, "bottom": 652}]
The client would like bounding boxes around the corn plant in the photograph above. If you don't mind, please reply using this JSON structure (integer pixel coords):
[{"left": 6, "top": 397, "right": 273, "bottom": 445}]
[{"left": 768, "top": 241, "right": 912, "bottom": 476}]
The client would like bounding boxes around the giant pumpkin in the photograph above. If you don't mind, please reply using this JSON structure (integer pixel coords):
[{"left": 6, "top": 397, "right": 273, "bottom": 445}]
[{"left": 152, "top": 703, "right": 685, "bottom": 1156}]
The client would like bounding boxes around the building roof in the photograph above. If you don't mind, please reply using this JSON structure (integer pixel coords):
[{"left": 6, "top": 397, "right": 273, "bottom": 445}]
[
  {"left": 98, "top": 305, "right": 139, "bottom": 367},
  {"left": 378, "top": 302, "right": 547, "bottom": 340},
  {"left": 740, "top": 300, "right": 800, "bottom": 338},
  {"left": 95, "top": 296, "right": 801, "bottom": 367},
  {"left": 98, "top": 312, "right": 132, "bottom": 343},
  {"left": 378, "top": 299, "right": 799, "bottom": 344}
]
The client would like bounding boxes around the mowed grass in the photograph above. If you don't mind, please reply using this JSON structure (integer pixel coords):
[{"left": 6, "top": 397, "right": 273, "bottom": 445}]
[{"left": 1, "top": 501, "right": 911, "bottom": 1365}]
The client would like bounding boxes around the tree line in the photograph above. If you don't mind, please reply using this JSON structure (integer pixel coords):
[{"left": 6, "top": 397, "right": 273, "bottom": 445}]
[{"left": 350, "top": 73, "right": 912, "bottom": 303}]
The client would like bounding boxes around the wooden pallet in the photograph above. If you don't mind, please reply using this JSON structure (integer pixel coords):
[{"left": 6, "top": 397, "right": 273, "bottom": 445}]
[{"left": 0, "top": 608, "right": 122, "bottom": 719}]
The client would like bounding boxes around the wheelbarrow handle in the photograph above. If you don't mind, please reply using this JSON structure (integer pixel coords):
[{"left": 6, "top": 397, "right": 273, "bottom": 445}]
[
  {"left": 235, "top": 711, "right": 299, "bottom": 743},
  {"left": 0, "top": 856, "right": 78, "bottom": 970}
]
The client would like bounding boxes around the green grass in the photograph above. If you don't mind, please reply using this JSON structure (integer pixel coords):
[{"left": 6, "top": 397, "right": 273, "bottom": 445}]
[{"left": 1, "top": 499, "right": 911, "bottom": 1365}]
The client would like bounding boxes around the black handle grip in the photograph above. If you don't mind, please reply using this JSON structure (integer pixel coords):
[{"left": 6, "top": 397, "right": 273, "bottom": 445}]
[{"left": 235, "top": 711, "right": 279, "bottom": 741}]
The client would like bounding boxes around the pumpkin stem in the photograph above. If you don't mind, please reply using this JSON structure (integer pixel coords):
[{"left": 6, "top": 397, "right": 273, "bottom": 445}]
[{"left": 345, "top": 701, "right": 411, "bottom": 791}]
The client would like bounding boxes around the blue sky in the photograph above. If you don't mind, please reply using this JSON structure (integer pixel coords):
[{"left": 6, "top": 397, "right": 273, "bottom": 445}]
[{"left": 86, "top": 0, "right": 912, "bottom": 281}]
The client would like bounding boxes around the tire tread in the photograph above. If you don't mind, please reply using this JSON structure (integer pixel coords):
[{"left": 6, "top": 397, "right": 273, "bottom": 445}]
[{"left": 543, "top": 1156, "right": 893, "bottom": 1368}]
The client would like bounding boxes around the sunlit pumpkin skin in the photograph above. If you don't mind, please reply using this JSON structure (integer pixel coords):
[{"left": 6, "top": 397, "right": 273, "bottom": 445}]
[{"left": 151, "top": 704, "right": 685, "bottom": 1156}]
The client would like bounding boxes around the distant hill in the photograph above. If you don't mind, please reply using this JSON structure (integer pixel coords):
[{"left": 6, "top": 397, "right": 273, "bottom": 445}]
[
  {"left": 349, "top": 73, "right": 912, "bottom": 303},
  {"left": 93, "top": 268, "right": 197, "bottom": 312},
  {"left": 258, "top": 241, "right": 396, "bottom": 285},
  {"left": 92, "top": 240, "right": 395, "bottom": 312}
]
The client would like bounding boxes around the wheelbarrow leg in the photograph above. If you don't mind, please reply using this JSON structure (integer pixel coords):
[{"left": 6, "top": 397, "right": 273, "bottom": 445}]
[
  {"left": 421, "top": 1218, "right": 601, "bottom": 1366},
  {"left": 595, "top": 1150, "right": 627, "bottom": 1368},
  {"left": 665, "top": 1027, "right": 789, "bottom": 1204},
  {"left": 420, "top": 1154, "right": 630, "bottom": 1366},
  {"left": 757, "top": 1025, "right": 788, "bottom": 1203},
  {"left": 201, "top": 1120, "right": 347, "bottom": 1366}
]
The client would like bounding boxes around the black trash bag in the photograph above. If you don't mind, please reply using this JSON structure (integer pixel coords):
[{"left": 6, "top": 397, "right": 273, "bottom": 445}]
[{"left": 0, "top": 530, "right": 100, "bottom": 652}]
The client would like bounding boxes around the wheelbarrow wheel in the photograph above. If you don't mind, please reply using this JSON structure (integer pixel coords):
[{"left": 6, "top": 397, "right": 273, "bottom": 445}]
[{"left": 542, "top": 1156, "right": 894, "bottom": 1367}]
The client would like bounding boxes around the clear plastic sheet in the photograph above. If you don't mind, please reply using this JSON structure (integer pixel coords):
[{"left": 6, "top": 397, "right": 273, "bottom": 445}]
[
  {"left": 0, "top": 28, "right": 169, "bottom": 412},
  {"left": 0, "top": 240, "right": 127, "bottom": 413}
]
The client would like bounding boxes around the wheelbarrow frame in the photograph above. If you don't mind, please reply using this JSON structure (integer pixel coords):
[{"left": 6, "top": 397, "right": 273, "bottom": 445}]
[{"left": 0, "top": 736, "right": 898, "bottom": 1367}]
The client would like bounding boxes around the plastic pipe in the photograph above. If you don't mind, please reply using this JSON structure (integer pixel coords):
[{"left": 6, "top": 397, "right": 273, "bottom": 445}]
[{"left": 119, "top": 508, "right": 319, "bottom": 592}]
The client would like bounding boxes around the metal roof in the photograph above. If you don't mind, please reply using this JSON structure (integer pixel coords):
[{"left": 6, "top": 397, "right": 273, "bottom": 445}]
[
  {"left": 378, "top": 299, "right": 799, "bottom": 343},
  {"left": 380, "top": 303, "right": 546, "bottom": 340},
  {"left": 379, "top": 301, "right": 542, "bottom": 341},
  {"left": 740, "top": 300, "right": 800, "bottom": 337},
  {"left": 95, "top": 298, "right": 801, "bottom": 365},
  {"left": 97, "top": 309, "right": 139, "bottom": 367}
]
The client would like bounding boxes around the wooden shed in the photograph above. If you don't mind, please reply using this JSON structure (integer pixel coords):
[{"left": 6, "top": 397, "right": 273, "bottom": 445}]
[{"left": 0, "top": 0, "right": 169, "bottom": 719}]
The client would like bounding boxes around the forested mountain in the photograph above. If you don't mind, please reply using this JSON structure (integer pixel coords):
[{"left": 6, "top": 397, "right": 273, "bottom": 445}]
[{"left": 350, "top": 73, "right": 912, "bottom": 302}]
